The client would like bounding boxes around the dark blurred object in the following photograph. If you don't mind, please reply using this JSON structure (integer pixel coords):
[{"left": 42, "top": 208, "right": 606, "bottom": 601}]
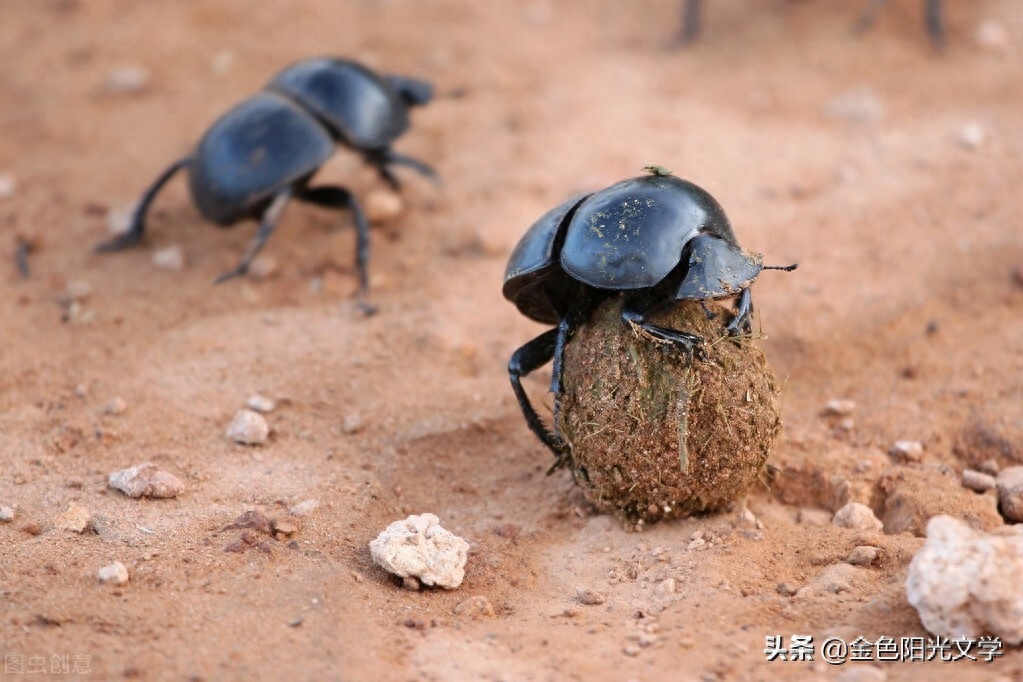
[{"left": 670, "top": 0, "right": 946, "bottom": 50}]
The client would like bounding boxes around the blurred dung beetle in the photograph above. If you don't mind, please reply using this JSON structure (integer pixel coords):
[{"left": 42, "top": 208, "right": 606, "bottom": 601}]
[
  {"left": 502, "top": 166, "right": 796, "bottom": 462},
  {"left": 96, "top": 57, "right": 438, "bottom": 293},
  {"left": 671, "top": 0, "right": 946, "bottom": 50}
]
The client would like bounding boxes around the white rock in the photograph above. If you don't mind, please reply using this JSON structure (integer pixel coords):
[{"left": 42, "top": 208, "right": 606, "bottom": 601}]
[
  {"left": 369, "top": 513, "right": 469, "bottom": 589},
  {"left": 246, "top": 394, "right": 276, "bottom": 413},
  {"left": 906, "top": 515, "right": 1023, "bottom": 645},
  {"left": 975, "top": 20, "right": 1009, "bottom": 53},
  {"left": 247, "top": 255, "right": 279, "bottom": 280},
  {"left": 289, "top": 499, "right": 319, "bottom": 517},
  {"left": 996, "top": 466, "right": 1023, "bottom": 523},
  {"left": 364, "top": 189, "right": 405, "bottom": 223},
  {"left": 97, "top": 561, "right": 130, "bottom": 585},
  {"left": 0, "top": 506, "right": 14, "bottom": 522},
  {"left": 210, "top": 50, "right": 235, "bottom": 76},
  {"left": 832, "top": 502, "right": 883, "bottom": 532},
  {"left": 105, "top": 64, "right": 150, "bottom": 93},
  {"left": 0, "top": 172, "right": 15, "bottom": 199},
  {"left": 846, "top": 546, "right": 880, "bottom": 567},
  {"left": 108, "top": 462, "right": 185, "bottom": 499},
  {"left": 226, "top": 409, "right": 269, "bottom": 445},
  {"left": 107, "top": 204, "right": 136, "bottom": 236},
  {"left": 56, "top": 503, "right": 93, "bottom": 533},
  {"left": 824, "top": 399, "right": 856, "bottom": 416},
  {"left": 342, "top": 413, "right": 364, "bottom": 434},
  {"left": 102, "top": 396, "right": 128, "bottom": 415},
  {"left": 957, "top": 122, "right": 985, "bottom": 150},
  {"left": 152, "top": 245, "right": 185, "bottom": 270},
  {"left": 962, "top": 469, "right": 996, "bottom": 493},
  {"left": 890, "top": 440, "right": 924, "bottom": 462},
  {"left": 823, "top": 88, "right": 884, "bottom": 124}
]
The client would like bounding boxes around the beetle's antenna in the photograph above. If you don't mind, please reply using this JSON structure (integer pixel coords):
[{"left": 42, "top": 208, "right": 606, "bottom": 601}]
[{"left": 763, "top": 263, "right": 798, "bottom": 272}]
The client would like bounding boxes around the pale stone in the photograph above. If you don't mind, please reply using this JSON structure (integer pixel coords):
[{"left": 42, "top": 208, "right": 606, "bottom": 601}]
[
  {"left": 108, "top": 462, "right": 184, "bottom": 499},
  {"left": 833, "top": 502, "right": 883, "bottom": 532},
  {"left": 369, "top": 513, "right": 469, "bottom": 589},
  {"left": 226, "top": 409, "right": 268, "bottom": 445},
  {"left": 97, "top": 561, "right": 129, "bottom": 585}
]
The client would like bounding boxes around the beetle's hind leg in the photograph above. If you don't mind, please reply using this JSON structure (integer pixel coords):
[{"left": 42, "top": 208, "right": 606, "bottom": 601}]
[
  {"left": 296, "top": 184, "right": 371, "bottom": 302},
  {"left": 214, "top": 188, "right": 292, "bottom": 284},
  {"left": 95, "top": 156, "right": 191, "bottom": 253},
  {"left": 509, "top": 328, "right": 572, "bottom": 469},
  {"left": 925, "top": 0, "right": 946, "bottom": 50},
  {"left": 668, "top": 0, "right": 702, "bottom": 47}
]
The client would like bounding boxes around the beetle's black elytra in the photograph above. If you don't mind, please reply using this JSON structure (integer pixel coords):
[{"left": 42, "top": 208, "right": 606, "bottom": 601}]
[
  {"left": 96, "top": 57, "right": 437, "bottom": 293},
  {"left": 504, "top": 168, "right": 795, "bottom": 466}
]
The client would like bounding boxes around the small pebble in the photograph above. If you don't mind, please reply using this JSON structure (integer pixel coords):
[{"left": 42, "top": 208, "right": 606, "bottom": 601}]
[
  {"left": 824, "top": 399, "right": 856, "bottom": 416},
  {"left": 832, "top": 502, "right": 883, "bottom": 532},
  {"left": 622, "top": 644, "right": 641, "bottom": 657},
  {"left": 102, "top": 396, "right": 128, "bottom": 415},
  {"left": 246, "top": 394, "right": 276, "bottom": 413},
  {"left": 889, "top": 440, "right": 923, "bottom": 463},
  {"left": 995, "top": 466, "right": 1023, "bottom": 523},
  {"left": 846, "top": 546, "right": 880, "bottom": 567},
  {"left": 453, "top": 595, "right": 495, "bottom": 618},
  {"left": 289, "top": 499, "right": 319, "bottom": 517},
  {"left": 105, "top": 64, "right": 151, "bottom": 93},
  {"left": 402, "top": 576, "right": 422, "bottom": 591},
  {"left": 957, "top": 122, "right": 985, "bottom": 150},
  {"left": 654, "top": 578, "right": 676, "bottom": 596},
  {"left": 108, "top": 462, "right": 185, "bottom": 499},
  {"left": 210, "top": 50, "right": 235, "bottom": 76},
  {"left": 575, "top": 588, "right": 606, "bottom": 605},
  {"left": 975, "top": 20, "right": 1009, "bottom": 52},
  {"left": 363, "top": 189, "right": 405, "bottom": 223},
  {"left": 65, "top": 279, "right": 93, "bottom": 302},
  {"left": 97, "top": 561, "right": 129, "bottom": 585},
  {"left": 152, "top": 245, "right": 185, "bottom": 270},
  {"left": 226, "top": 409, "right": 269, "bottom": 445},
  {"left": 248, "top": 255, "right": 279, "bottom": 280},
  {"left": 0, "top": 506, "right": 14, "bottom": 522},
  {"left": 776, "top": 582, "right": 799, "bottom": 597},
  {"left": 21, "top": 521, "right": 42, "bottom": 536},
  {"left": 962, "top": 469, "right": 997, "bottom": 493},
  {"left": 55, "top": 503, "right": 93, "bottom": 533},
  {"left": 0, "top": 172, "right": 15, "bottom": 199},
  {"left": 822, "top": 88, "right": 884, "bottom": 124},
  {"left": 342, "top": 413, "right": 364, "bottom": 434}
]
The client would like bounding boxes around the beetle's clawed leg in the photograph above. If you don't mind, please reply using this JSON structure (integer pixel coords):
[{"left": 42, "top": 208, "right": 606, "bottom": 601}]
[
  {"left": 509, "top": 328, "right": 572, "bottom": 462},
  {"left": 297, "top": 184, "right": 371, "bottom": 299},
  {"left": 667, "top": 0, "right": 702, "bottom": 47},
  {"left": 725, "top": 288, "right": 754, "bottom": 336},
  {"left": 214, "top": 188, "right": 292, "bottom": 285},
  {"left": 855, "top": 0, "right": 946, "bottom": 50},
  {"left": 699, "top": 299, "right": 717, "bottom": 321},
  {"left": 95, "top": 156, "right": 190, "bottom": 254},
  {"left": 621, "top": 308, "right": 705, "bottom": 361}
]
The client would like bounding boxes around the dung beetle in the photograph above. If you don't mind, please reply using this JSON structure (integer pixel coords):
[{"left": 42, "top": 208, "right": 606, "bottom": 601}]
[
  {"left": 96, "top": 57, "right": 437, "bottom": 290},
  {"left": 503, "top": 166, "right": 795, "bottom": 462},
  {"left": 672, "top": 0, "right": 946, "bottom": 50}
]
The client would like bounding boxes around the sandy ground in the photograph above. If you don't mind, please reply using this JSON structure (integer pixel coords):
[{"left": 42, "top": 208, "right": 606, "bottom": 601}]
[{"left": 2, "top": 1, "right": 1023, "bottom": 680}]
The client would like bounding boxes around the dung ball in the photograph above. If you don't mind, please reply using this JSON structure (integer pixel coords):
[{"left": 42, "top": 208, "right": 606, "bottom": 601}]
[{"left": 556, "top": 297, "right": 782, "bottom": 522}]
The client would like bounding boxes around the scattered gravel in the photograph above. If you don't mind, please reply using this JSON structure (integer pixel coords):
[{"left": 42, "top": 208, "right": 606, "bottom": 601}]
[
  {"left": 961, "top": 469, "right": 996, "bottom": 493},
  {"left": 369, "top": 513, "right": 469, "bottom": 589},
  {"left": 906, "top": 515, "right": 1023, "bottom": 645},
  {"left": 246, "top": 394, "right": 276, "bottom": 413},
  {"left": 226, "top": 409, "right": 269, "bottom": 445},
  {"left": 996, "top": 466, "right": 1023, "bottom": 523},
  {"left": 109, "top": 462, "right": 185, "bottom": 499},
  {"left": 152, "top": 245, "right": 185, "bottom": 270},
  {"left": 832, "top": 502, "right": 883, "bottom": 532},
  {"left": 55, "top": 503, "right": 93, "bottom": 533},
  {"left": 0, "top": 506, "right": 14, "bottom": 522},
  {"left": 823, "top": 399, "right": 856, "bottom": 417},
  {"left": 97, "top": 561, "right": 130, "bottom": 585},
  {"left": 957, "top": 122, "right": 985, "bottom": 150}
]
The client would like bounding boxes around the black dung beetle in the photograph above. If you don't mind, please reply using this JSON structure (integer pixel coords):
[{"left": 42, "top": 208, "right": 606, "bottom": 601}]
[
  {"left": 503, "top": 166, "right": 795, "bottom": 462},
  {"left": 672, "top": 0, "right": 946, "bottom": 50},
  {"left": 96, "top": 57, "right": 437, "bottom": 290}
]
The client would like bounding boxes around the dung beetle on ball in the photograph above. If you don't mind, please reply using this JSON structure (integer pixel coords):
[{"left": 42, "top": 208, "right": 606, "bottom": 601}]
[
  {"left": 503, "top": 166, "right": 795, "bottom": 467},
  {"left": 96, "top": 57, "right": 437, "bottom": 291}
]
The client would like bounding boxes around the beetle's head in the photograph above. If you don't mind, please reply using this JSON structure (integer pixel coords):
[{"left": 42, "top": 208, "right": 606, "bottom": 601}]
[{"left": 387, "top": 75, "right": 434, "bottom": 108}]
